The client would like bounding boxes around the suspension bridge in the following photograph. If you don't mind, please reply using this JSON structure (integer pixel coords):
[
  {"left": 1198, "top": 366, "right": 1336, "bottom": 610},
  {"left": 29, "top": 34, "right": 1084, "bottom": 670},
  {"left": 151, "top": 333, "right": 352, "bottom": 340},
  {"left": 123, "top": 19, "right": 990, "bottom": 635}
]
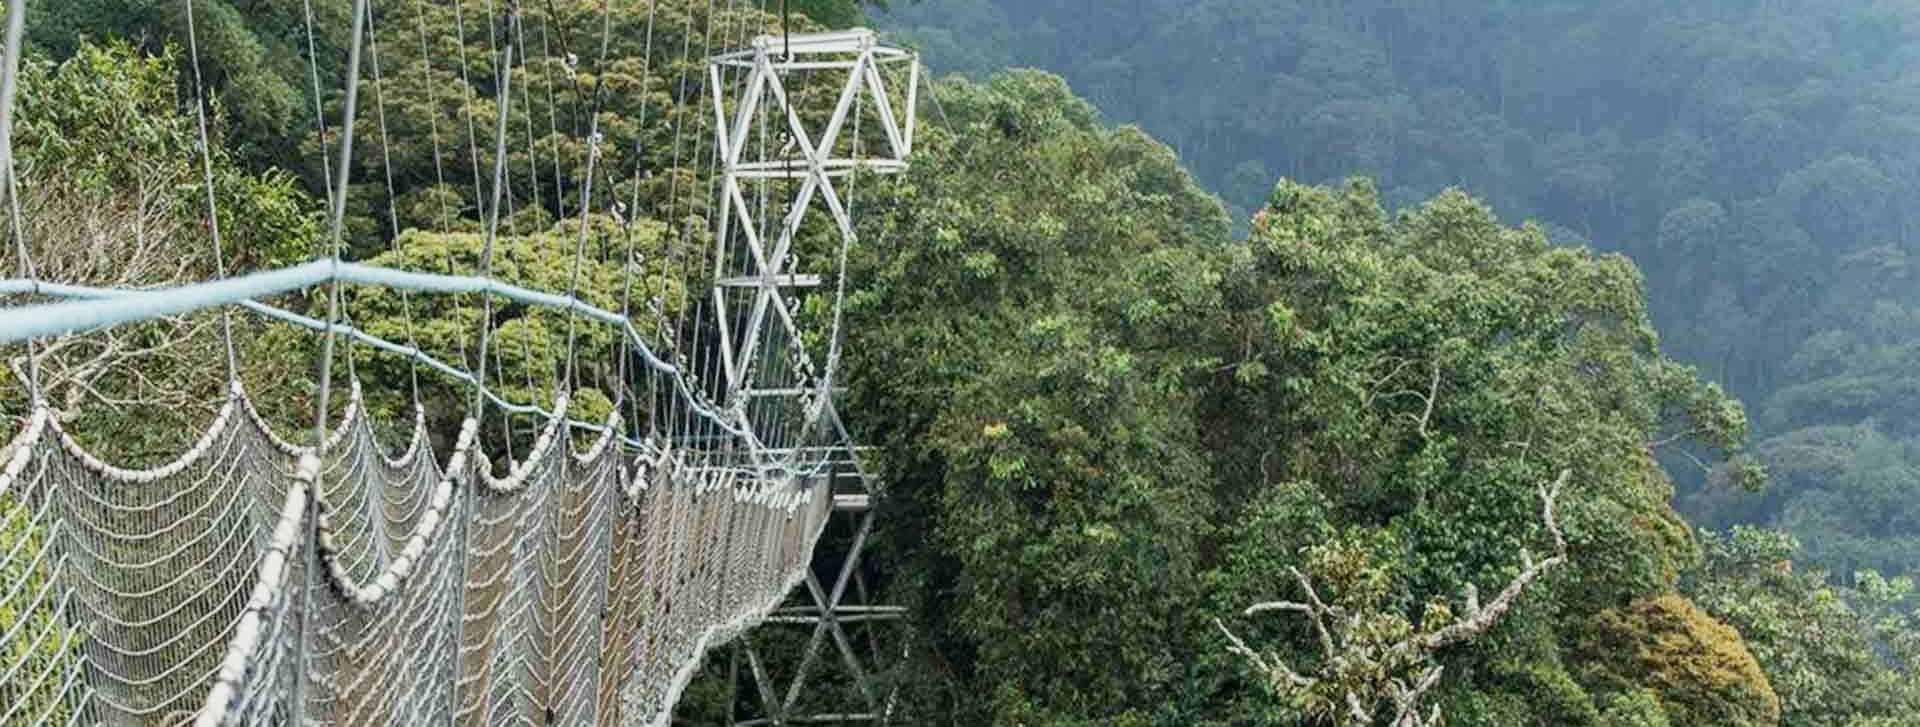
[{"left": 0, "top": 0, "right": 919, "bottom": 724}]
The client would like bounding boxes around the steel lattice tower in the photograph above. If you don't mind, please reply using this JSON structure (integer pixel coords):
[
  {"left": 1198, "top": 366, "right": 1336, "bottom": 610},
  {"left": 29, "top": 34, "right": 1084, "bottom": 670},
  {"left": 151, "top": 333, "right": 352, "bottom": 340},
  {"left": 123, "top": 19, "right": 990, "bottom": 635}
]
[{"left": 706, "top": 28, "right": 916, "bottom": 726}]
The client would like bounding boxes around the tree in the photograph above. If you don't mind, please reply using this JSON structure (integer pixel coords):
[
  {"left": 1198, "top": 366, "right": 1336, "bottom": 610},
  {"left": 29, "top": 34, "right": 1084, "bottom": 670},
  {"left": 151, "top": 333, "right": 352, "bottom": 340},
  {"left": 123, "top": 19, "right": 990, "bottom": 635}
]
[
  {"left": 1579, "top": 594, "right": 1780, "bottom": 727},
  {"left": 843, "top": 69, "right": 1231, "bottom": 723},
  {"left": 342, "top": 217, "right": 677, "bottom": 440},
  {"left": 2, "top": 39, "right": 320, "bottom": 458},
  {"left": 1689, "top": 527, "right": 1920, "bottom": 726},
  {"left": 1217, "top": 472, "right": 1572, "bottom": 726},
  {"left": 1205, "top": 178, "right": 1754, "bottom": 724},
  {"left": 841, "top": 68, "right": 1768, "bottom": 720},
  {"left": 875, "top": 1, "right": 1920, "bottom": 586},
  {"left": 789, "top": 0, "right": 902, "bottom": 28},
  {"left": 26, "top": 0, "right": 332, "bottom": 169}
]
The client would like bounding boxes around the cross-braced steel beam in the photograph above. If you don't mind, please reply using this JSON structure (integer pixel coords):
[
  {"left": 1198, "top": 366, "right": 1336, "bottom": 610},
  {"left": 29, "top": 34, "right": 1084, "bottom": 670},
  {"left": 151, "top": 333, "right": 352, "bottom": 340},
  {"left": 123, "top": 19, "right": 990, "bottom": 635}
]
[
  {"left": 707, "top": 28, "right": 916, "bottom": 726},
  {"left": 729, "top": 400, "right": 903, "bottom": 726},
  {"left": 706, "top": 28, "right": 917, "bottom": 453}
]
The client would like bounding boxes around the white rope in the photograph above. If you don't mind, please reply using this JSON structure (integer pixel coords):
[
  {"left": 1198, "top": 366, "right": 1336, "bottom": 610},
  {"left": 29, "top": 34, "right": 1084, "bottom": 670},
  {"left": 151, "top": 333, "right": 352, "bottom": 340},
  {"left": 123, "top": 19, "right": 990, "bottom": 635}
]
[
  {"left": 193, "top": 457, "right": 309, "bottom": 727},
  {"left": 0, "top": 11, "right": 915, "bottom": 727},
  {"left": 0, "top": 374, "right": 829, "bottom": 726},
  {"left": 0, "top": 404, "right": 45, "bottom": 495},
  {"left": 315, "top": 415, "right": 469, "bottom": 608},
  {"left": 477, "top": 393, "right": 569, "bottom": 493}
]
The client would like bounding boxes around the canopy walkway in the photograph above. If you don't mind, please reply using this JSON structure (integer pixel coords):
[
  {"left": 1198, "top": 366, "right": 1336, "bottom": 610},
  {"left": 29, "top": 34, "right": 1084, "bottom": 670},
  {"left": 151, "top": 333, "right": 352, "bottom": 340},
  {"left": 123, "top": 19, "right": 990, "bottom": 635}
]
[{"left": 0, "top": 1, "right": 919, "bottom": 725}]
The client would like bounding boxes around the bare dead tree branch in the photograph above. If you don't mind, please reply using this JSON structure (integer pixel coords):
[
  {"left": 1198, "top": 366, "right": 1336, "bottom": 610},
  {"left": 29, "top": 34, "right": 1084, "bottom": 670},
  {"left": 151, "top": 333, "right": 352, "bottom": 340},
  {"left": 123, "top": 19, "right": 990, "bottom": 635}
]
[
  {"left": 1414, "top": 469, "right": 1569, "bottom": 652},
  {"left": 1370, "top": 359, "right": 1441, "bottom": 440},
  {"left": 4, "top": 167, "right": 224, "bottom": 433},
  {"left": 1219, "top": 469, "right": 1574, "bottom": 726}
]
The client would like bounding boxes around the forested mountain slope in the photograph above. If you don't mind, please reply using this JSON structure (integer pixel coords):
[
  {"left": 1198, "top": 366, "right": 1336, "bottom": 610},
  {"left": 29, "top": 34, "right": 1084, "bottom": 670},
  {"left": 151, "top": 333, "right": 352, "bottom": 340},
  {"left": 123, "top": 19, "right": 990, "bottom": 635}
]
[
  {"left": 8, "top": 1, "right": 1920, "bottom": 725},
  {"left": 880, "top": 0, "right": 1920, "bottom": 586},
  {"left": 821, "top": 69, "right": 1920, "bottom": 725}
]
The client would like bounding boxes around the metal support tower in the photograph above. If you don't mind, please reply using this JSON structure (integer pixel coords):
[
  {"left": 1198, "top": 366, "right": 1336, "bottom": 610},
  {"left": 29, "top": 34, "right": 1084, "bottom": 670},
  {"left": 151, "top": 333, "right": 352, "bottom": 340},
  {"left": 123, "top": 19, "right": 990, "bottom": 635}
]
[
  {"left": 706, "top": 28, "right": 917, "bottom": 460},
  {"left": 727, "top": 401, "right": 902, "bottom": 726},
  {"left": 705, "top": 28, "right": 917, "bottom": 726}
]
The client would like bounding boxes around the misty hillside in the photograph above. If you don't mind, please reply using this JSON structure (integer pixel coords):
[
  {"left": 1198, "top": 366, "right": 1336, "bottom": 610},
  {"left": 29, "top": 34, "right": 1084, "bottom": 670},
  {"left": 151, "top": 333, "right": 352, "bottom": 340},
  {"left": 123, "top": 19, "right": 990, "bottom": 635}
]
[
  {"left": 881, "top": 0, "right": 1920, "bottom": 585},
  {"left": 5, "top": 2, "right": 1920, "bottom": 726}
]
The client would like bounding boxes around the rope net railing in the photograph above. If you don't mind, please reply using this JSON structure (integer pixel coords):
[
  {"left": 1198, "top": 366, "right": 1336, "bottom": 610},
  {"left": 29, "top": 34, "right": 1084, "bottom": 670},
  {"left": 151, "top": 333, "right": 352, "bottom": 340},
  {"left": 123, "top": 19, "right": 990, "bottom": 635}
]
[
  {"left": 0, "top": 376, "right": 835, "bottom": 726},
  {"left": 0, "top": 0, "right": 922, "bottom": 724}
]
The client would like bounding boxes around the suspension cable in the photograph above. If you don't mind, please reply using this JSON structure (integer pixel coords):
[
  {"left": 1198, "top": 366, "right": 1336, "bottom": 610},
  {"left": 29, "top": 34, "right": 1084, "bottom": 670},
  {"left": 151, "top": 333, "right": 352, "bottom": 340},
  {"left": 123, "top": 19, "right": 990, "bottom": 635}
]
[
  {"left": 182, "top": 0, "right": 240, "bottom": 386},
  {"left": 677, "top": 0, "right": 722, "bottom": 444},
  {"left": 560, "top": 0, "right": 618, "bottom": 393},
  {"left": 452, "top": 0, "right": 489, "bottom": 221},
  {"left": 500, "top": 326, "right": 517, "bottom": 463},
  {"left": 315, "top": 0, "right": 372, "bottom": 450},
  {"left": 471, "top": 5, "right": 521, "bottom": 417},
  {"left": 535, "top": 3, "right": 566, "bottom": 218},
  {"left": 617, "top": 0, "right": 661, "bottom": 439},
  {"left": 301, "top": 3, "right": 371, "bottom": 726},
  {"left": 2, "top": 169, "right": 35, "bottom": 406},
  {"left": 658, "top": 0, "right": 706, "bottom": 442},
  {"left": 368, "top": 0, "right": 425, "bottom": 406},
  {"left": 0, "top": 0, "right": 39, "bottom": 406},
  {"left": 414, "top": 0, "right": 455, "bottom": 233},
  {"left": 509, "top": 4, "right": 537, "bottom": 245},
  {"left": 656, "top": 0, "right": 708, "bottom": 445},
  {"left": 302, "top": 0, "right": 337, "bottom": 213},
  {"left": 702, "top": 0, "right": 747, "bottom": 453},
  {"left": 451, "top": 6, "right": 521, "bottom": 718}
]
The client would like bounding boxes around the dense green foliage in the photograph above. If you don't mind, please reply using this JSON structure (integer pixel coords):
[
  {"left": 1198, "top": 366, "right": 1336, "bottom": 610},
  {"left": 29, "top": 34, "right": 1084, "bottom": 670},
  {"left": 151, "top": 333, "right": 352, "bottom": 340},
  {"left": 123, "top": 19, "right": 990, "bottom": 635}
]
[
  {"left": 1580, "top": 594, "right": 1780, "bottom": 726},
  {"left": 9, "top": 2, "right": 1920, "bottom": 726},
  {"left": 29, "top": 0, "right": 909, "bottom": 259},
  {"left": 12, "top": 39, "right": 318, "bottom": 273},
  {"left": 837, "top": 69, "right": 1797, "bottom": 724},
  {"left": 0, "top": 39, "right": 322, "bottom": 457},
  {"left": 1689, "top": 528, "right": 1920, "bottom": 726},
  {"left": 879, "top": 0, "right": 1920, "bottom": 586},
  {"left": 344, "top": 219, "right": 676, "bottom": 436},
  {"left": 845, "top": 71, "right": 1230, "bottom": 722}
]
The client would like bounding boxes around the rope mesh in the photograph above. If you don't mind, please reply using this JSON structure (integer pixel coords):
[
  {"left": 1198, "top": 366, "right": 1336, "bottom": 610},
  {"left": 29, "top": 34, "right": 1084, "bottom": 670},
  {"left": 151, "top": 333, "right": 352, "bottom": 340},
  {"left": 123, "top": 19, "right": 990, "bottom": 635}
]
[
  {"left": 0, "top": 378, "right": 832, "bottom": 727},
  {"left": 0, "top": 4, "right": 912, "bottom": 723}
]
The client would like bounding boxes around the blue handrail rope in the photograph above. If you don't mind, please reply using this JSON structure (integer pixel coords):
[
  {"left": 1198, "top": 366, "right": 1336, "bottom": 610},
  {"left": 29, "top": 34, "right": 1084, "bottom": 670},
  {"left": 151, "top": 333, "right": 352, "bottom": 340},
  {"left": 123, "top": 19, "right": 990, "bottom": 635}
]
[
  {"left": 0, "top": 4, "right": 910, "bottom": 724},
  {"left": 0, "top": 0, "right": 37, "bottom": 406},
  {"left": 2, "top": 273, "right": 835, "bottom": 471},
  {"left": 0, "top": 5, "right": 918, "bottom": 479},
  {"left": 0, "top": 261, "right": 759, "bottom": 429}
]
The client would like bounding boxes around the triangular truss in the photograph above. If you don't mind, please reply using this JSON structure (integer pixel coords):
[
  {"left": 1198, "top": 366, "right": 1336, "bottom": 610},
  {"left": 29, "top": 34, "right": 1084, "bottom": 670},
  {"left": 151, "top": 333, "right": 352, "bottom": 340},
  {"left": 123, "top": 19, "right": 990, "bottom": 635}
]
[
  {"left": 728, "top": 400, "right": 904, "bottom": 727},
  {"left": 707, "top": 29, "right": 918, "bottom": 434},
  {"left": 705, "top": 29, "right": 916, "bottom": 726}
]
